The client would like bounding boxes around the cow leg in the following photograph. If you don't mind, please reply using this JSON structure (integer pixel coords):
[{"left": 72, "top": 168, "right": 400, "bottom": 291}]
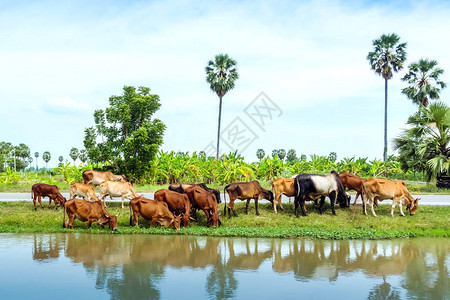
[
  {"left": 100, "top": 194, "right": 108, "bottom": 207},
  {"left": 121, "top": 196, "right": 125, "bottom": 209},
  {"left": 86, "top": 220, "right": 93, "bottom": 229},
  {"left": 254, "top": 197, "right": 259, "bottom": 216},
  {"left": 245, "top": 199, "right": 251, "bottom": 214},
  {"left": 300, "top": 198, "right": 307, "bottom": 216},
  {"left": 33, "top": 194, "right": 38, "bottom": 211},
  {"left": 319, "top": 196, "right": 326, "bottom": 214},
  {"left": 353, "top": 192, "right": 360, "bottom": 205},
  {"left": 330, "top": 191, "right": 337, "bottom": 215},
  {"left": 370, "top": 200, "right": 377, "bottom": 217},
  {"left": 38, "top": 195, "right": 44, "bottom": 210},
  {"left": 273, "top": 194, "right": 278, "bottom": 214},
  {"left": 228, "top": 198, "right": 238, "bottom": 218}
]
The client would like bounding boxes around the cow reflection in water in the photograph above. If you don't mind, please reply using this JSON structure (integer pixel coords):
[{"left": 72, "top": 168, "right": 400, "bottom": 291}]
[
  {"left": 31, "top": 235, "right": 447, "bottom": 300},
  {"left": 33, "top": 234, "right": 65, "bottom": 262}
]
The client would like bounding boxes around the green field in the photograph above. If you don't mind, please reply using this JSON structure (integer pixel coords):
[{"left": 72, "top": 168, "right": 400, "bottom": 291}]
[{"left": 0, "top": 201, "right": 448, "bottom": 239}]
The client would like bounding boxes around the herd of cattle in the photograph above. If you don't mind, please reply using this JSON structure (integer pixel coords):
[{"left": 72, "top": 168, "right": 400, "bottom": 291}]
[{"left": 29, "top": 170, "right": 420, "bottom": 231}]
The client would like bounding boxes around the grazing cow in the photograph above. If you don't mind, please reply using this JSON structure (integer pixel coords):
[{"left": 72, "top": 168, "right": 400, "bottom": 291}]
[
  {"left": 69, "top": 183, "right": 99, "bottom": 202},
  {"left": 154, "top": 189, "right": 192, "bottom": 227},
  {"left": 223, "top": 181, "right": 274, "bottom": 218},
  {"left": 294, "top": 171, "right": 350, "bottom": 217},
  {"left": 184, "top": 186, "right": 221, "bottom": 228},
  {"left": 129, "top": 196, "right": 181, "bottom": 230},
  {"left": 362, "top": 178, "right": 420, "bottom": 217},
  {"left": 31, "top": 183, "right": 66, "bottom": 211},
  {"left": 169, "top": 182, "right": 221, "bottom": 204},
  {"left": 82, "top": 170, "right": 127, "bottom": 186},
  {"left": 63, "top": 198, "right": 118, "bottom": 231},
  {"left": 339, "top": 172, "right": 367, "bottom": 205},
  {"left": 99, "top": 181, "right": 138, "bottom": 208}
]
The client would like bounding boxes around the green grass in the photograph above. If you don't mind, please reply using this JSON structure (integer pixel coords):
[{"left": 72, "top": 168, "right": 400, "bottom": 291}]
[{"left": 0, "top": 201, "right": 448, "bottom": 239}]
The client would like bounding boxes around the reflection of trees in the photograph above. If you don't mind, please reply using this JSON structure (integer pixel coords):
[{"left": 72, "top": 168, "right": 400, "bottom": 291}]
[
  {"left": 32, "top": 234, "right": 65, "bottom": 262},
  {"left": 207, "top": 256, "right": 237, "bottom": 300},
  {"left": 403, "top": 239, "right": 449, "bottom": 299},
  {"left": 368, "top": 278, "right": 401, "bottom": 300}
]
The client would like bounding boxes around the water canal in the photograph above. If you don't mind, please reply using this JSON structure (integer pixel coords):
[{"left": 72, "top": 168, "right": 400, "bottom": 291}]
[{"left": 0, "top": 233, "right": 448, "bottom": 299}]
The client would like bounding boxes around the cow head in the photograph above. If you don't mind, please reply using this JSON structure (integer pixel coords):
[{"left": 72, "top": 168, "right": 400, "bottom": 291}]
[
  {"left": 207, "top": 211, "right": 221, "bottom": 228},
  {"left": 265, "top": 190, "right": 274, "bottom": 204},
  {"left": 181, "top": 213, "right": 190, "bottom": 228},
  {"left": 338, "top": 192, "right": 351, "bottom": 208},
  {"left": 408, "top": 198, "right": 420, "bottom": 216},
  {"left": 172, "top": 215, "right": 181, "bottom": 231},
  {"left": 104, "top": 213, "right": 119, "bottom": 231}
]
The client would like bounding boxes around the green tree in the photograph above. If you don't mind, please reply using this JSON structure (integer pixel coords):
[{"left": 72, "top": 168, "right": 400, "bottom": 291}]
[
  {"left": 205, "top": 54, "right": 239, "bottom": 159},
  {"left": 42, "top": 151, "right": 51, "bottom": 170},
  {"left": 58, "top": 156, "right": 64, "bottom": 167},
  {"left": 70, "top": 147, "right": 79, "bottom": 165},
  {"left": 286, "top": 149, "right": 297, "bottom": 163},
  {"left": 329, "top": 152, "right": 337, "bottom": 162},
  {"left": 271, "top": 149, "right": 278, "bottom": 159},
  {"left": 84, "top": 85, "right": 165, "bottom": 181},
  {"left": 79, "top": 150, "right": 87, "bottom": 164},
  {"left": 34, "top": 152, "right": 39, "bottom": 171},
  {"left": 28, "top": 156, "right": 33, "bottom": 170},
  {"left": 394, "top": 102, "right": 450, "bottom": 180},
  {"left": 401, "top": 58, "right": 446, "bottom": 107},
  {"left": 278, "top": 149, "right": 286, "bottom": 161},
  {"left": 367, "top": 33, "right": 407, "bottom": 161},
  {"left": 256, "top": 149, "right": 265, "bottom": 160},
  {"left": 0, "top": 142, "right": 13, "bottom": 172}
]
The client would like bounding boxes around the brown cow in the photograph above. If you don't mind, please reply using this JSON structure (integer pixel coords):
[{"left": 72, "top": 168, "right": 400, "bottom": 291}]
[
  {"left": 69, "top": 183, "right": 99, "bottom": 201},
  {"left": 82, "top": 170, "right": 127, "bottom": 186},
  {"left": 129, "top": 196, "right": 181, "bottom": 230},
  {"left": 271, "top": 177, "right": 295, "bottom": 213},
  {"left": 224, "top": 180, "right": 274, "bottom": 218},
  {"left": 339, "top": 172, "right": 367, "bottom": 205},
  {"left": 169, "top": 182, "right": 221, "bottom": 204},
  {"left": 362, "top": 178, "right": 420, "bottom": 217},
  {"left": 99, "top": 181, "right": 138, "bottom": 208},
  {"left": 63, "top": 198, "right": 118, "bottom": 231},
  {"left": 154, "top": 189, "right": 192, "bottom": 227},
  {"left": 184, "top": 186, "right": 221, "bottom": 228},
  {"left": 31, "top": 183, "right": 66, "bottom": 211}
]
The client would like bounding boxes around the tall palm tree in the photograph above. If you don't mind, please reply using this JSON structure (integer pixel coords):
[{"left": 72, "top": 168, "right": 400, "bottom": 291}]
[
  {"left": 393, "top": 102, "right": 450, "bottom": 180},
  {"left": 70, "top": 147, "right": 79, "bottom": 165},
  {"left": 205, "top": 54, "right": 239, "bottom": 159},
  {"left": 367, "top": 33, "right": 407, "bottom": 161},
  {"left": 401, "top": 58, "right": 446, "bottom": 107},
  {"left": 34, "top": 151, "right": 39, "bottom": 171},
  {"left": 42, "top": 151, "right": 51, "bottom": 170},
  {"left": 256, "top": 149, "right": 265, "bottom": 160}
]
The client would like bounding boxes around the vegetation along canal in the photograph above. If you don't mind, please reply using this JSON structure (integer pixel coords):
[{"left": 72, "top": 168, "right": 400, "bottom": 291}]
[{"left": 0, "top": 233, "right": 448, "bottom": 299}]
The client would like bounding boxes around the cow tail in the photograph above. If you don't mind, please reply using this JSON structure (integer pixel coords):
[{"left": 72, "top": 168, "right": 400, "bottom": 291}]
[{"left": 62, "top": 202, "right": 66, "bottom": 228}]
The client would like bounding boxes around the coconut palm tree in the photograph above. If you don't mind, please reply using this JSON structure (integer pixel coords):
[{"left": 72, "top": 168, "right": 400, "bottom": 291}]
[
  {"left": 367, "top": 33, "right": 407, "bottom": 161},
  {"left": 393, "top": 102, "right": 450, "bottom": 180},
  {"left": 79, "top": 150, "right": 87, "bottom": 164},
  {"left": 256, "top": 149, "right": 265, "bottom": 160},
  {"left": 58, "top": 156, "right": 64, "bottom": 167},
  {"left": 42, "top": 151, "right": 51, "bottom": 170},
  {"left": 70, "top": 147, "right": 79, "bottom": 165},
  {"left": 278, "top": 149, "right": 286, "bottom": 161},
  {"left": 401, "top": 58, "right": 446, "bottom": 107},
  {"left": 34, "top": 151, "right": 39, "bottom": 171},
  {"left": 205, "top": 54, "right": 239, "bottom": 159}
]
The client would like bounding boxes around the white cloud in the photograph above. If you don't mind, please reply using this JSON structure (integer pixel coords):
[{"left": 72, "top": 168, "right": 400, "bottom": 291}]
[{"left": 46, "top": 96, "right": 91, "bottom": 111}]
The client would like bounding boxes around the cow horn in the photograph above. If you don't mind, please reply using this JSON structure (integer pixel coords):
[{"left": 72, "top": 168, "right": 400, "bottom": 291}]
[
  {"left": 189, "top": 216, "right": 195, "bottom": 221},
  {"left": 116, "top": 213, "right": 120, "bottom": 217},
  {"left": 104, "top": 213, "right": 110, "bottom": 218}
]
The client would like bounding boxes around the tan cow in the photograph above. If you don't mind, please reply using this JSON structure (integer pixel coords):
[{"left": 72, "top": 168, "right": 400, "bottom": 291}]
[
  {"left": 82, "top": 170, "right": 127, "bottom": 186},
  {"left": 69, "top": 183, "right": 99, "bottom": 201},
  {"left": 130, "top": 196, "right": 181, "bottom": 230},
  {"left": 271, "top": 178, "right": 295, "bottom": 213},
  {"left": 99, "top": 181, "right": 138, "bottom": 208},
  {"left": 362, "top": 178, "right": 420, "bottom": 217},
  {"left": 63, "top": 198, "right": 118, "bottom": 231}
]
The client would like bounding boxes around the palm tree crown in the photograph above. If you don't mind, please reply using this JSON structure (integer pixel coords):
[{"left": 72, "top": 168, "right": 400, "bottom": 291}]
[
  {"left": 401, "top": 58, "right": 447, "bottom": 107},
  {"left": 206, "top": 54, "right": 239, "bottom": 97},
  {"left": 367, "top": 33, "right": 407, "bottom": 80}
]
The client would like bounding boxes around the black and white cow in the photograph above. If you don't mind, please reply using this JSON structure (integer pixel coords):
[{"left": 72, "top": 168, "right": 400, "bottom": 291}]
[{"left": 294, "top": 171, "right": 350, "bottom": 217}]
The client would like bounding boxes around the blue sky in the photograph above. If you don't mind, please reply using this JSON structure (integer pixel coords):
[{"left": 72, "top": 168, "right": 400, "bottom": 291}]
[{"left": 1, "top": 0, "right": 449, "bottom": 167}]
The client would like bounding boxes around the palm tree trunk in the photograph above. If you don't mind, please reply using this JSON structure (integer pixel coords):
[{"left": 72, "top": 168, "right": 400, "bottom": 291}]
[
  {"left": 216, "top": 96, "right": 223, "bottom": 159},
  {"left": 384, "top": 78, "right": 388, "bottom": 161}
]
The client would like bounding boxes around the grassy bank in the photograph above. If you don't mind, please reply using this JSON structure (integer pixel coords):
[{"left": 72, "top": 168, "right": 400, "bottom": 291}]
[{"left": 0, "top": 201, "right": 448, "bottom": 239}]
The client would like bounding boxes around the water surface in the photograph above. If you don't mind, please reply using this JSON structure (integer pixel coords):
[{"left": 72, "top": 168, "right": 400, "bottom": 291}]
[{"left": 0, "top": 234, "right": 448, "bottom": 299}]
